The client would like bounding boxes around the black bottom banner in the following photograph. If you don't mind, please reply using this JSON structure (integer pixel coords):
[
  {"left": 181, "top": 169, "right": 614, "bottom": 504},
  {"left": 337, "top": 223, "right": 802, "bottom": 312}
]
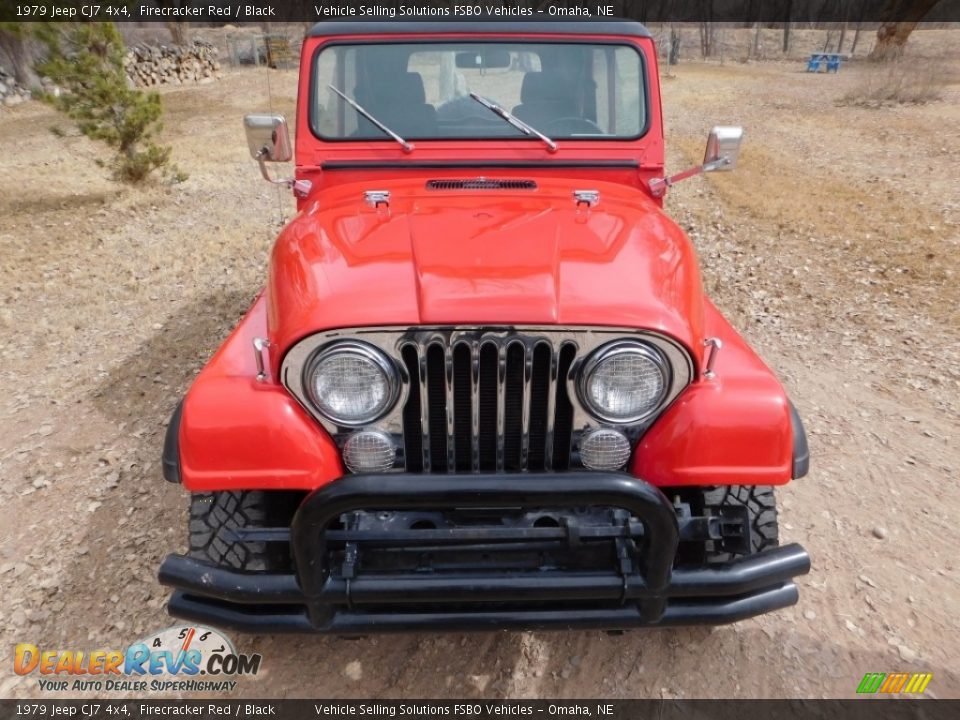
[{"left": 1, "top": 700, "right": 958, "bottom": 720}]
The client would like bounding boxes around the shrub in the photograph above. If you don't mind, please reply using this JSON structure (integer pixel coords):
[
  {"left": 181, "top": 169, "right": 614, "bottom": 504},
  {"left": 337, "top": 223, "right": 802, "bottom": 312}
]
[
  {"left": 38, "top": 22, "right": 180, "bottom": 183},
  {"left": 839, "top": 61, "right": 947, "bottom": 108}
]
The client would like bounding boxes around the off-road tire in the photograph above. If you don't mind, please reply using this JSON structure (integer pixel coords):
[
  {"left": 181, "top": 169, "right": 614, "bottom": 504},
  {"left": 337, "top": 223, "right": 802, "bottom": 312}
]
[
  {"left": 701, "top": 485, "right": 779, "bottom": 561},
  {"left": 188, "top": 491, "right": 289, "bottom": 571}
]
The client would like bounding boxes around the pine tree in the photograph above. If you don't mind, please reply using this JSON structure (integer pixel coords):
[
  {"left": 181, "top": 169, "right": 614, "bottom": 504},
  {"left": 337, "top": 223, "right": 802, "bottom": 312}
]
[{"left": 38, "top": 22, "right": 178, "bottom": 184}]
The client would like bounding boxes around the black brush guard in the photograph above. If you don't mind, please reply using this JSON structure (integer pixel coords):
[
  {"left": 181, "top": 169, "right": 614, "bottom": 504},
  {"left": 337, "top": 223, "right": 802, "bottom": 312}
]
[{"left": 159, "top": 473, "right": 810, "bottom": 633}]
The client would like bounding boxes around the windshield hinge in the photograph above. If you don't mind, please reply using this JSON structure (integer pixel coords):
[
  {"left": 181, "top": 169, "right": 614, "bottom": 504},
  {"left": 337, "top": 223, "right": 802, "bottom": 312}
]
[
  {"left": 573, "top": 190, "right": 600, "bottom": 208},
  {"left": 364, "top": 190, "right": 390, "bottom": 208}
]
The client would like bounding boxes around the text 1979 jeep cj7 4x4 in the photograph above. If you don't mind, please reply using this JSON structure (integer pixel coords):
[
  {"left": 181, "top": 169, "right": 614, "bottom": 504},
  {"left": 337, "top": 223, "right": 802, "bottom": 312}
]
[{"left": 159, "top": 19, "right": 811, "bottom": 633}]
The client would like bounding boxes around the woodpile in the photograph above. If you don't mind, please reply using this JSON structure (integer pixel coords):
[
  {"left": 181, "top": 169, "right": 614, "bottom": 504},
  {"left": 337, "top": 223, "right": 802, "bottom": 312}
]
[
  {"left": 0, "top": 66, "right": 32, "bottom": 107},
  {"left": 123, "top": 41, "right": 221, "bottom": 87}
]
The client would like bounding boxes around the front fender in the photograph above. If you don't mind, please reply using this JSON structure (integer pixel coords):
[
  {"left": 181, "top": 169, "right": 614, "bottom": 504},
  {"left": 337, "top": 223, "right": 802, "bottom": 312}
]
[
  {"left": 173, "top": 293, "right": 343, "bottom": 492},
  {"left": 632, "top": 300, "right": 803, "bottom": 487}
]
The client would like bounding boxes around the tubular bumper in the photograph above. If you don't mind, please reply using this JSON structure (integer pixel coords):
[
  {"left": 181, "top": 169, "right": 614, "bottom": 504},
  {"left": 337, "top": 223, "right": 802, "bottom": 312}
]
[{"left": 159, "top": 473, "right": 810, "bottom": 633}]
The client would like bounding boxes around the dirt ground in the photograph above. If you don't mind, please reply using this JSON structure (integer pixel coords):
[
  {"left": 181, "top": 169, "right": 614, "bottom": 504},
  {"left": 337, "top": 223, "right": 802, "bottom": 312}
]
[{"left": 1, "top": 30, "right": 959, "bottom": 700}]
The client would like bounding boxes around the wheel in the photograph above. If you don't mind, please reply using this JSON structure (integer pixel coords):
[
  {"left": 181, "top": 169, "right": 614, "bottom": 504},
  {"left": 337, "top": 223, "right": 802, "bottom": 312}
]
[
  {"left": 188, "top": 491, "right": 296, "bottom": 571},
  {"left": 701, "top": 485, "right": 779, "bottom": 561}
]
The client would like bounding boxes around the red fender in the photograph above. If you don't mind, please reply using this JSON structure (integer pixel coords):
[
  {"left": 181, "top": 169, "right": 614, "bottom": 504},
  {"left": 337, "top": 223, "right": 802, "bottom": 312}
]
[
  {"left": 178, "top": 294, "right": 343, "bottom": 492},
  {"left": 631, "top": 300, "right": 794, "bottom": 487}
]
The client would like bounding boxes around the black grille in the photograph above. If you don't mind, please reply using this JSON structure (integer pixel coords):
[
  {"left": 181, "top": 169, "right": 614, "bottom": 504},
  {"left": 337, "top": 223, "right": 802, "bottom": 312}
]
[
  {"left": 425, "top": 179, "right": 537, "bottom": 191},
  {"left": 402, "top": 337, "right": 575, "bottom": 473}
]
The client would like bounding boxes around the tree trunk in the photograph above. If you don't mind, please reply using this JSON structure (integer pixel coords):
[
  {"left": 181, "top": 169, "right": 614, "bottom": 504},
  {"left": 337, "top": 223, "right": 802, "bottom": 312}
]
[
  {"left": 838, "top": 22, "right": 848, "bottom": 53},
  {"left": 0, "top": 29, "right": 41, "bottom": 90},
  {"left": 164, "top": 22, "right": 188, "bottom": 46},
  {"left": 668, "top": 25, "right": 681, "bottom": 65},
  {"left": 868, "top": 0, "right": 944, "bottom": 61},
  {"left": 869, "top": 21, "right": 918, "bottom": 60},
  {"left": 782, "top": 0, "right": 793, "bottom": 53},
  {"left": 751, "top": 25, "right": 762, "bottom": 59}
]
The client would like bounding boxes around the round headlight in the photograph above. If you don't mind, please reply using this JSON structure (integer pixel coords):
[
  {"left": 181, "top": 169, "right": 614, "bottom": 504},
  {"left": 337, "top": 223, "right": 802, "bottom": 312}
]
[
  {"left": 579, "top": 342, "right": 668, "bottom": 423},
  {"left": 343, "top": 430, "right": 396, "bottom": 474},
  {"left": 306, "top": 342, "right": 399, "bottom": 426},
  {"left": 579, "top": 428, "right": 632, "bottom": 471}
]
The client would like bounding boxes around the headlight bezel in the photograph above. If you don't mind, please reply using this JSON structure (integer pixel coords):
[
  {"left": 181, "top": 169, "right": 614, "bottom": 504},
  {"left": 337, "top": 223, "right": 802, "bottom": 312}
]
[
  {"left": 576, "top": 339, "right": 672, "bottom": 424},
  {"left": 303, "top": 340, "right": 401, "bottom": 427}
]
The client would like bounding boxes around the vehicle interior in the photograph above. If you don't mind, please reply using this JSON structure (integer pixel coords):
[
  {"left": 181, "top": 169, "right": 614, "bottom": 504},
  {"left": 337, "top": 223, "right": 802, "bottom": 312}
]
[{"left": 312, "top": 41, "right": 646, "bottom": 140}]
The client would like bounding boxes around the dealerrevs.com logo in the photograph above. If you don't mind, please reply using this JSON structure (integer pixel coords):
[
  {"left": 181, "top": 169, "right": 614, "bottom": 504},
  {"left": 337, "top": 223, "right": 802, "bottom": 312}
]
[{"left": 14, "top": 625, "right": 261, "bottom": 693}]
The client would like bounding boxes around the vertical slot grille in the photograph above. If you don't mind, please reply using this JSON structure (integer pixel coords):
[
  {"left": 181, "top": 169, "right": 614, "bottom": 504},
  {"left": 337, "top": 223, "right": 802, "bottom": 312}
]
[
  {"left": 400, "top": 344, "right": 423, "bottom": 472},
  {"left": 526, "top": 343, "right": 552, "bottom": 472},
  {"left": 401, "top": 335, "right": 576, "bottom": 473},
  {"left": 453, "top": 343, "right": 473, "bottom": 472},
  {"left": 552, "top": 343, "right": 577, "bottom": 471},
  {"left": 426, "top": 343, "right": 447, "bottom": 473},
  {"left": 477, "top": 343, "right": 498, "bottom": 472}
]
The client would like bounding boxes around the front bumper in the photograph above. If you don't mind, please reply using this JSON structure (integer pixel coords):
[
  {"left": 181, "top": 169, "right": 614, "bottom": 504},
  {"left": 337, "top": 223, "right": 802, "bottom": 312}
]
[{"left": 159, "top": 473, "right": 810, "bottom": 633}]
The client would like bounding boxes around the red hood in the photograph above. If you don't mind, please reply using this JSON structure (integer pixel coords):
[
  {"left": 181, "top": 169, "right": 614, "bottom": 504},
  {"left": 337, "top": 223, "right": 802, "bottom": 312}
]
[{"left": 267, "top": 177, "right": 704, "bottom": 359}]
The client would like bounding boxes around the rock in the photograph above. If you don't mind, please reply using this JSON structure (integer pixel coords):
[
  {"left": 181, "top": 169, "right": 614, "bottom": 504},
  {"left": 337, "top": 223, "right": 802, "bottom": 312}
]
[
  {"left": 872, "top": 526, "right": 887, "bottom": 539},
  {"left": 803, "top": 609, "right": 817, "bottom": 620},
  {"left": 897, "top": 645, "right": 917, "bottom": 662},
  {"left": 344, "top": 660, "right": 362, "bottom": 681},
  {"left": 467, "top": 674, "right": 490, "bottom": 692}
]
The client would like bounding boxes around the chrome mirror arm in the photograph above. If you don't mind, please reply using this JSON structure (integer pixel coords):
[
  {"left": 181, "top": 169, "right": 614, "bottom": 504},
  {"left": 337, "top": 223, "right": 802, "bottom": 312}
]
[
  {"left": 256, "top": 147, "right": 294, "bottom": 187},
  {"left": 648, "top": 155, "right": 732, "bottom": 197}
]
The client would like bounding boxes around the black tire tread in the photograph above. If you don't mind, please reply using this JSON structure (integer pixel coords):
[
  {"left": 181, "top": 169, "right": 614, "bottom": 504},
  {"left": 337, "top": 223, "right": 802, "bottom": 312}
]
[
  {"left": 702, "top": 485, "right": 779, "bottom": 561},
  {"left": 188, "top": 491, "right": 278, "bottom": 571}
]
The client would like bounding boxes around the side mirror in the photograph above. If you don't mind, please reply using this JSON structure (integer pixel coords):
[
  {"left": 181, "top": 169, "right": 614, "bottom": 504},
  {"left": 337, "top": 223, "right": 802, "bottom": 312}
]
[
  {"left": 648, "top": 125, "right": 744, "bottom": 197},
  {"left": 244, "top": 113, "right": 292, "bottom": 162},
  {"left": 702, "top": 126, "right": 743, "bottom": 171},
  {"left": 243, "top": 113, "right": 297, "bottom": 188}
]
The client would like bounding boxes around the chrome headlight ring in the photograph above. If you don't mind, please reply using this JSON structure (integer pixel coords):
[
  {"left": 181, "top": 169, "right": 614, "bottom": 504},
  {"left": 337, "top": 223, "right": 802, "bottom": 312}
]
[
  {"left": 303, "top": 340, "right": 401, "bottom": 427},
  {"left": 576, "top": 340, "right": 672, "bottom": 425}
]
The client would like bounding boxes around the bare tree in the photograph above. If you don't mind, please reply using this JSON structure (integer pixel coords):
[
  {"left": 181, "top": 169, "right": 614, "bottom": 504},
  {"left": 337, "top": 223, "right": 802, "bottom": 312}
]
[
  {"left": 165, "top": 22, "right": 188, "bottom": 46},
  {"left": 869, "top": 0, "right": 943, "bottom": 60},
  {"left": 669, "top": 25, "right": 682, "bottom": 65},
  {"left": 156, "top": 3, "right": 190, "bottom": 46}
]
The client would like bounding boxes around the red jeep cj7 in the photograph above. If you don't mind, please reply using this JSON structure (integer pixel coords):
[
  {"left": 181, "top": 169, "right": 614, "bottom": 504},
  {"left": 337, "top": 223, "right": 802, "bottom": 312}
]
[{"left": 159, "top": 19, "right": 811, "bottom": 633}]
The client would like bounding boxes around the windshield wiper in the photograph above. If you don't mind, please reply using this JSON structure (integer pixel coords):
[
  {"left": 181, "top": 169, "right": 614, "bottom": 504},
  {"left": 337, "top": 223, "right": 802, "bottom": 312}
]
[
  {"left": 469, "top": 92, "right": 557, "bottom": 153},
  {"left": 328, "top": 85, "right": 414, "bottom": 153}
]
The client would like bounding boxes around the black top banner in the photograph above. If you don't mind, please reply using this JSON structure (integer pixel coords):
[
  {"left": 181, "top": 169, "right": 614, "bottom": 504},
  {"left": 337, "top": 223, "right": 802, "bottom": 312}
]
[
  {"left": 0, "top": 700, "right": 959, "bottom": 720},
  {"left": 3, "top": 0, "right": 960, "bottom": 24}
]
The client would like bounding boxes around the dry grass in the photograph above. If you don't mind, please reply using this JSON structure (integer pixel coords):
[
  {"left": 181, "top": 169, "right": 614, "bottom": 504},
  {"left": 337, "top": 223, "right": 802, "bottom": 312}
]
[{"left": 838, "top": 60, "right": 949, "bottom": 108}]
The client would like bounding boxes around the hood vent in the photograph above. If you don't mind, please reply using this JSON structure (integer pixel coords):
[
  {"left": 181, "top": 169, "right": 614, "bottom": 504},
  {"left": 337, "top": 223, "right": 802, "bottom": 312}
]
[{"left": 426, "top": 178, "right": 537, "bottom": 191}]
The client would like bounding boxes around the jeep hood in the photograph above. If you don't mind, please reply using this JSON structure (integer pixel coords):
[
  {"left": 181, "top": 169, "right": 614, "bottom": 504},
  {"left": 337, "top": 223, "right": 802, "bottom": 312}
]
[{"left": 267, "top": 177, "right": 705, "bottom": 357}]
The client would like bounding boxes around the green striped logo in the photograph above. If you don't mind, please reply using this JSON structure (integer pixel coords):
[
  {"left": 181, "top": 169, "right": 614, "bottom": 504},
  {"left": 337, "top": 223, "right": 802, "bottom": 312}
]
[{"left": 857, "top": 673, "right": 885, "bottom": 693}]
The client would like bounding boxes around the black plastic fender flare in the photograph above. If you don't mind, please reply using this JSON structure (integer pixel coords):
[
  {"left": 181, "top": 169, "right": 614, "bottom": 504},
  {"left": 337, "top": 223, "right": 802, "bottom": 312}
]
[
  {"left": 789, "top": 401, "right": 810, "bottom": 479},
  {"left": 162, "top": 399, "right": 184, "bottom": 484}
]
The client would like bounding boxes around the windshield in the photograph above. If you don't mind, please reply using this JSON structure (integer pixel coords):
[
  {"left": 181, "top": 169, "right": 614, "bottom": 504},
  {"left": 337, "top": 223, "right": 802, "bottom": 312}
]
[{"left": 312, "top": 41, "right": 646, "bottom": 141}]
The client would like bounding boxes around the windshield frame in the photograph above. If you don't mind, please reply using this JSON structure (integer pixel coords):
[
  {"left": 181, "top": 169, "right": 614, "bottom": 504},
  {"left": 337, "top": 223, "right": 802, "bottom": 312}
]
[{"left": 308, "top": 38, "right": 651, "bottom": 145}]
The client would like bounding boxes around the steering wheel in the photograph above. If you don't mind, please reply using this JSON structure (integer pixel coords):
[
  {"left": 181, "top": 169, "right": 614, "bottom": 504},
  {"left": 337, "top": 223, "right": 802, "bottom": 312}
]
[{"left": 542, "top": 117, "right": 605, "bottom": 135}]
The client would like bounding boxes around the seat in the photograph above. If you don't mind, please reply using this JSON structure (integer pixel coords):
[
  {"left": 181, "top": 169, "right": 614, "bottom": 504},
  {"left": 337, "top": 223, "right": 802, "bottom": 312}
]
[
  {"left": 353, "top": 72, "right": 437, "bottom": 138},
  {"left": 511, "top": 72, "right": 579, "bottom": 128}
]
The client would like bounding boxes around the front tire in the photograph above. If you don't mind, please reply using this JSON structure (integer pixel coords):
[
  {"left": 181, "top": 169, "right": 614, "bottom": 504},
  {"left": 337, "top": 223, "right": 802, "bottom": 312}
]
[
  {"left": 701, "top": 485, "right": 780, "bottom": 561},
  {"left": 188, "top": 491, "right": 294, "bottom": 571}
]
